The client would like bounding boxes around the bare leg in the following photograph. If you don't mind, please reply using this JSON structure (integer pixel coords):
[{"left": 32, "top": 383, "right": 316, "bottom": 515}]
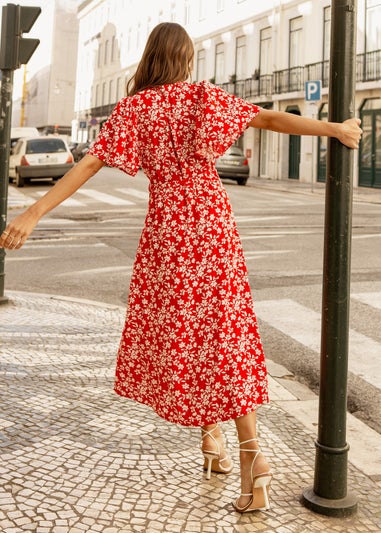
[{"left": 234, "top": 411, "right": 271, "bottom": 509}]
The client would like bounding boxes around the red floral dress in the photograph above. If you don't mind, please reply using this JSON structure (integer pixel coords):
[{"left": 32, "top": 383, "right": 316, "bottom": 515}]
[{"left": 89, "top": 81, "right": 268, "bottom": 426}]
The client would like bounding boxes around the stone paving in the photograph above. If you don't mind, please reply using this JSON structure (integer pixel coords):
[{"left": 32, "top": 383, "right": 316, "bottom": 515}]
[{"left": 1, "top": 291, "right": 381, "bottom": 532}]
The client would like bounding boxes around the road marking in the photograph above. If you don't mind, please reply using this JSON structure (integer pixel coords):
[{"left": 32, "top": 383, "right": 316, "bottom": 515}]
[
  {"left": 77, "top": 189, "right": 135, "bottom": 205},
  {"left": 245, "top": 250, "right": 293, "bottom": 259},
  {"left": 116, "top": 187, "right": 149, "bottom": 201},
  {"left": 36, "top": 191, "right": 84, "bottom": 207},
  {"left": 56, "top": 265, "right": 133, "bottom": 277},
  {"left": 6, "top": 256, "right": 48, "bottom": 261},
  {"left": 352, "top": 291, "right": 381, "bottom": 310},
  {"left": 235, "top": 216, "right": 286, "bottom": 222},
  {"left": 240, "top": 235, "right": 282, "bottom": 240},
  {"left": 255, "top": 298, "right": 381, "bottom": 390},
  {"left": 353, "top": 233, "right": 381, "bottom": 239},
  {"left": 25, "top": 243, "right": 107, "bottom": 249}
]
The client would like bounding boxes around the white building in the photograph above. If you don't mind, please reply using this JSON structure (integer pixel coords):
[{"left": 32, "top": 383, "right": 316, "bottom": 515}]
[
  {"left": 10, "top": 0, "right": 79, "bottom": 135},
  {"left": 74, "top": 0, "right": 381, "bottom": 188}
]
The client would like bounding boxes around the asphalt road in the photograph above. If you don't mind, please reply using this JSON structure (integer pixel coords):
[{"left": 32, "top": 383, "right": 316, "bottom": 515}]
[{"left": 4, "top": 167, "right": 381, "bottom": 433}]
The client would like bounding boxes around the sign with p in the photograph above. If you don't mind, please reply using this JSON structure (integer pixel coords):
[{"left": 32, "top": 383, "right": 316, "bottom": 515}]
[{"left": 305, "top": 80, "right": 321, "bottom": 101}]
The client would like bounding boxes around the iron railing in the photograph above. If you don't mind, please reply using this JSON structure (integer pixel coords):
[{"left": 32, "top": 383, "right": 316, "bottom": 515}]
[{"left": 218, "top": 48, "right": 381, "bottom": 98}]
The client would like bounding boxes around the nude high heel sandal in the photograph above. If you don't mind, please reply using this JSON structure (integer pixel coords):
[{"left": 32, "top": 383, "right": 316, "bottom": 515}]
[
  {"left": 233, "top": 437, "right": 272, "bottom": 512},
  {"left": 201, "top": 426, "right": 233, "bottom": 480}
]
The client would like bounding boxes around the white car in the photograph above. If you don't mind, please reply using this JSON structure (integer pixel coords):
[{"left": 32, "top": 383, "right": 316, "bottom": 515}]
[{"left": 9, "top": 136, "right": 75, "bottom": 187}]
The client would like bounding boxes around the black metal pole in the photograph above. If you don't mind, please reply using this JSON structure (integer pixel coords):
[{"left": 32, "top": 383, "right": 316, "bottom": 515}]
[
  {"left": 302, "top": 0, "right": 358, "bottom": 516},
  {"left": 0, "top": 68, "right": 13, "bottom": 304}
]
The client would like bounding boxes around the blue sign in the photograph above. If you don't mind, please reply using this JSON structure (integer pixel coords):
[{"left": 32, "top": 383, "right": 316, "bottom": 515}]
[{"left": 305, "top": 80, "right": 321, "bottom": 101}]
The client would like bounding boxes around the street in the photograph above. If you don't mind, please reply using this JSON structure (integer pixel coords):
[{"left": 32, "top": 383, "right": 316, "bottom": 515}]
[{"left": 4, "top": 167, "right": 381, "bottom": 434}]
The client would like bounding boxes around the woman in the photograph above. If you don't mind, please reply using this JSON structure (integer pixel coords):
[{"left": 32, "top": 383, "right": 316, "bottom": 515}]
[{"left": 0, "top": 23, "right": 362, "bottom": 513}]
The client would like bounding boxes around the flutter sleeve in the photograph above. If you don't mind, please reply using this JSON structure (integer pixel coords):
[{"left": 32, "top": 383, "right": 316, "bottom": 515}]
[
  {"left": 87, "top": 97, "right": 140, "bottom": 176},
  {"left": 195, "top": 81, "right": 260, "bottom": 160}
]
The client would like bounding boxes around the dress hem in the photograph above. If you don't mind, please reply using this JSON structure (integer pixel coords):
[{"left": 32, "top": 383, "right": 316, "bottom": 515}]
[{"left": 114, "top": 385, "right": 269, "bottom": 428}]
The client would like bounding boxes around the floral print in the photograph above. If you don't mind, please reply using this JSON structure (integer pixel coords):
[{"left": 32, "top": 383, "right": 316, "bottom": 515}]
[{"left": 89, "top": 81, "right": 268, "bottom": 427}]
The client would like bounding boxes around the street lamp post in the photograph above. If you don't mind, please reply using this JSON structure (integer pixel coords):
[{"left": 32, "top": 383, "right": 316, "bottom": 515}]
[{"left": 302, "top": 0, "right": 358, "bottom": 516}]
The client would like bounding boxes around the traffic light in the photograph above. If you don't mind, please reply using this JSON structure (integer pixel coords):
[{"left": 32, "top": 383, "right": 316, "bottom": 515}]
[{"left": 0, "top": 4, "right": 41, "bottom": 70}]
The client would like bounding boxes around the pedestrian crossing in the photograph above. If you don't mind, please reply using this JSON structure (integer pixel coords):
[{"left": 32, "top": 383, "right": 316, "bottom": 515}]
[
  {"left": 255, "top": 293, "right": 381, "bottom": 392},
  {"left": 35, "top": 187, "right": 149, "bottom": 208}
]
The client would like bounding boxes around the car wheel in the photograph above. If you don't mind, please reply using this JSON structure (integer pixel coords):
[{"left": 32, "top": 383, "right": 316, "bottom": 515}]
[
  {"left": 15, "top": 171, "right": 24, "bottom": 187},
  {"left": 237, "top": 177, "right": 248, "bottom": 186}
]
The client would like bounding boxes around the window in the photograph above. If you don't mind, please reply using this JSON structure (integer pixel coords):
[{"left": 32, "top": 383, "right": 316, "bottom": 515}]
[
  {"left": 259, "top": 27, "right": 272, "bottom": 76},
  {"left": 235, "top": 36, "right": 246, "bottom": 80},
  {"left": 97, "top": 43, "right": 102, "bottom": 68},
  {"left": 323, "top": 6, "right": 331, "bottom": 63},
  {"left": 184, "top": 1, "right": 190, "bottom": 25},
  {"left": 199, "top": 0, "right": 206, "bottom": 20},
  {"left": 26, "top": 139, "right": 66, "bottom": 154},
  {"left": 289, "top": 16, "right": 303, "bottom": 68},
  {"left": 111, "top": 35, "right": 116, "bottom": 62},
  {"left": 104, "top": 40, "right": 109, "bottom": 64},
  {"left": 215, "top": 43, "right": 225, "bottom": 83},
  {"left": 102, "top": 82, "right": 106, "bottom": 105},
  {"left": 170, "top": 1, "right": 176, "bottom": 21},
  {"left": 366, "top": 0, "right": 381, "bottom": 51},
  {"left": 116, "top": 77, "right": 121, "bottom": 101},
  {"left": 109, "top": 80, "right": 114, "bottom": 104},
  {"left": 137, "top": 23, "right": 141, "bottom": 48},
  {"left": 217, "top": 0, "right": 225, "bottom": 12},
  {"left": 95, "top": 84, "right": 99, "bottom": 106},
  {"left": 197, "top": 49, "right": 206, "bottom": 81}
]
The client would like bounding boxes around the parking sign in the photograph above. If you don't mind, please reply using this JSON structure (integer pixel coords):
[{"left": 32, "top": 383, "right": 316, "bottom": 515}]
[{"left": 305, "top": 80, "right": 321, "bottom": 101}]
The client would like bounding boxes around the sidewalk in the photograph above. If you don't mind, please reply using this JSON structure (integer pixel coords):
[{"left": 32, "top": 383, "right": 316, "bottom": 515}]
[
  {"left": 248, "top": 177, "right": 381, "bottom": 204},
  {"left": 1, "top": 291, "right": 381, "bottom": 533}
]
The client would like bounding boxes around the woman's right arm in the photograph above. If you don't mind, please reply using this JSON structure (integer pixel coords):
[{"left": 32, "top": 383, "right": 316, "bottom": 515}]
[
  {"left": 250, "top": 109, "right": 362, "bottom": 149},
  {"left": 0, "top": 154, "right": 105, "bottom": 250}
]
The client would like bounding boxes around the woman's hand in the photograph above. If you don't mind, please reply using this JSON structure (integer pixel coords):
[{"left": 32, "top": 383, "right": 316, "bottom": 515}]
[
  {"left": 336, "top": 118, "right": 363, "bottom": 149},
  {"left": 0, "top": 154, "right": 104, "bottom": 251},
  {"left": 0, "top": 210, "right": 40, "bottom": 250}
]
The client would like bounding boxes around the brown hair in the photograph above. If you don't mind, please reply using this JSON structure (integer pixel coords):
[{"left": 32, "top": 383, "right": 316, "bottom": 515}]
[{"left": 127, "top": 23, "right": 194, "bottom": 96}]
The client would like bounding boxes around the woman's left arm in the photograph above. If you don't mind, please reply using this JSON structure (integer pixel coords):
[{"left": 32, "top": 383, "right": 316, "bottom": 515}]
[{"left": 250, "top": 109, "right": 362, "bottom": 149}]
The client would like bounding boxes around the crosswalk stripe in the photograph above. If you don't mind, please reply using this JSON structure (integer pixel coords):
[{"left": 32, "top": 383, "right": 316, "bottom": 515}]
[
  {"left": 255, "top": 298, "right": 381, "bottom": 390},
  {"left": 352, "top": 291, "right": 381, "bottom": 310},
  {"left": 116, "top": 187, "right": 149, "bottom": 200},
  {"left": 56, "top": 265, "right": 133, "bottom": 277},
  {"left": 76, "top": 189, "right": 135, "bottom": 205},
  {"left": 36, "top": 191, "right": 84, "bottom": 207},
  {"left": 245, "top": 250, "right": 292, "bottom": 259}
]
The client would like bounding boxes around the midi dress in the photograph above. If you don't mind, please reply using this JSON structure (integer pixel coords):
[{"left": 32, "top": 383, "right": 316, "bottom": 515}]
[{"left": 88, "top": 81, "right": 268, "bottom": 427}]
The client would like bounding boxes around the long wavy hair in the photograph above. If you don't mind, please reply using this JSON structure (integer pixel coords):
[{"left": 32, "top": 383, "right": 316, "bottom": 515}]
[{"left": 127, "top": 23, "right": 194, "bottom": 96}]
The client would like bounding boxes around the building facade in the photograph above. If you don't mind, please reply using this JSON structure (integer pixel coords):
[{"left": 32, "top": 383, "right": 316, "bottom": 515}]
[
  {"left": 11, "top": 0, "right": 79, "bottom": 135},
  {"left": 74, "top": 0, "right": 381, "bottom": 188}
]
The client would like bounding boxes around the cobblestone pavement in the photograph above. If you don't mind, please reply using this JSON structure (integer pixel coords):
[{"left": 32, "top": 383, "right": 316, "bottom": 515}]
[{"left": 1, "top": 292, "right": 381, "bottom": 533}]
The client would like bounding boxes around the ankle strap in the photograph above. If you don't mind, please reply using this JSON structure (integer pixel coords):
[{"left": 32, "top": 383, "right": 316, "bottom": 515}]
[
  {"left": 201, "top": 425, "right": 219, "bottom": 438},
  {"left": 239, "top": 438, "right": 258, "bottom": 446}
]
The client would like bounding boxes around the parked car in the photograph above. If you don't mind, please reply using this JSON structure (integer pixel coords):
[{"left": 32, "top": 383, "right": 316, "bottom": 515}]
[
  {"left": 70, "top": 141, "right": 91, "bottom": 162},
  {"left": 215, "top": 145, "right": 250, "bottom": 186},
  {"left": 10, "top": 126, "right": 39, "bottom": 150},
  {"left": 9, "top": 136, "right": 74, "bottom": 187}
]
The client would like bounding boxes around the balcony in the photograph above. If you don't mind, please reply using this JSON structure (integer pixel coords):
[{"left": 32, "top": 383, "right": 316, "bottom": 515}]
[
  {"left": 218, "top": 75, "right": 273, "bottom": 99},
  {"left": 219, "top": 48, "right": 381, "bottom": 99},
  {"left": 273, "top": 67, "right": 304, "bottom": 94},
  {"left": 356, "top": 49, "right": 381, "bottom": 82},
  {"left": 90, "top": 103, "right": 115, "bottom": 119},
  {"left": 304, "top": 60, "right": 329, "bottom": 88}
]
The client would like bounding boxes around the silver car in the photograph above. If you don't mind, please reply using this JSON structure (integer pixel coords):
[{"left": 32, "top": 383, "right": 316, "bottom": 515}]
[{"left": 215, "top": 146, "right": 250, "bottom": 186}]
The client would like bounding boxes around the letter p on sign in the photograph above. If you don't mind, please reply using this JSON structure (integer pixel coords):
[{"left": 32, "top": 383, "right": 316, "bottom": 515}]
[{"left": 305, "top": 80, "right": 321, "bottom": 101}]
